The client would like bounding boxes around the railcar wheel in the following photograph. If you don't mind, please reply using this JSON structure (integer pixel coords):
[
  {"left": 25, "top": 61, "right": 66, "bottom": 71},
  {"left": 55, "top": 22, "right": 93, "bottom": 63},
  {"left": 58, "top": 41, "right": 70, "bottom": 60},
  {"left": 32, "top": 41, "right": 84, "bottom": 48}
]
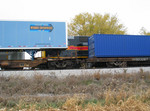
[
  {"left": 106, "top": 62, "right": 114, "bottom": 68},
  {"left": 120, "top": 62, "right": 127, "bottom": 67},
  {"left": 47, "top": 62, "right": 56, "bottom": 70},
  {"left": 106, "top": 61, "right": 127, "bottom": 68}
]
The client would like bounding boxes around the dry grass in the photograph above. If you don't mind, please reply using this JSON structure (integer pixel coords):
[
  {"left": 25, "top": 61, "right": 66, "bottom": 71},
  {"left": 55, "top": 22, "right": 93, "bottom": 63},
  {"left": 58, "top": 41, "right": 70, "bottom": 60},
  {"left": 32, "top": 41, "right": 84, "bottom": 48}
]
[
  {"left": 1, "top": 92, "right": 150, "bottom": 111},
  {"left": 0, "top": 71, "right": 150, "bottom": 110}
]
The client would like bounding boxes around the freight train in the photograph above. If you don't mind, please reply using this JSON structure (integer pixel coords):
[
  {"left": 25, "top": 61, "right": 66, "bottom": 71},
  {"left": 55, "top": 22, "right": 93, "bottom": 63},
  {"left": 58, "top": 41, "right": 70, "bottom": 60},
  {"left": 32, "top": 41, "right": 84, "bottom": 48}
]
[
  {"left": 1, "top": 21, "right": 150, "bottom": 70},
  {"left": 1, "top": 34, "right": 150, "bottom": 70}
]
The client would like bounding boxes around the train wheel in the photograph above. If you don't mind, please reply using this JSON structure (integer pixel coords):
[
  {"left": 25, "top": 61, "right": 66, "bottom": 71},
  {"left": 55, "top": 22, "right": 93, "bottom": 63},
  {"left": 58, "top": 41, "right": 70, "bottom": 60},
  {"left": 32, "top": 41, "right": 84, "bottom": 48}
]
[
  {"left": 106, "top": 62, "right": 114, "bottom": 68},
  {"left": 119, "top": 62, "right": 127, "bottom": 67},
  {"left": 47, "top": 62, "right": 55, "bottom": 70},
  {"left": 106, "top": 61, "right": 127, "bottom": 68}
]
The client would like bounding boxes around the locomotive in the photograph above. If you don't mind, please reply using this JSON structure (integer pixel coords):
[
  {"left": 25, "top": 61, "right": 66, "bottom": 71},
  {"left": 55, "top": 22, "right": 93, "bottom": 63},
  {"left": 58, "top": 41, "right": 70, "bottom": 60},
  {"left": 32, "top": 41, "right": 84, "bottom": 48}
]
[{"left": 42, "top": 36, "right": 89, "bottom": 69}]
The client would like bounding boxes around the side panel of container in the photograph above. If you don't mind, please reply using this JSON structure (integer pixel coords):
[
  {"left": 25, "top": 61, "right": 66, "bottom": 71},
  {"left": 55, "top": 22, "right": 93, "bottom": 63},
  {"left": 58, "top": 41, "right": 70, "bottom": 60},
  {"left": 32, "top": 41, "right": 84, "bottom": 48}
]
[
  {"left": 89, "top": 34, "right": 150, "bottom": 58},
  {"left": 0, "top": 21, "right": 67, "bottom": 50}
]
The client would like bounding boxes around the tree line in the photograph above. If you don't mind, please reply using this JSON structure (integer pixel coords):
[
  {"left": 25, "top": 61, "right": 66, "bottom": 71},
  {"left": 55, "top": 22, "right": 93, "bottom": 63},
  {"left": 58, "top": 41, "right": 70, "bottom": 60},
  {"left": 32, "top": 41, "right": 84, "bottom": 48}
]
[{"left": 68, "top": 12, "right": 149, "bottom": 36}]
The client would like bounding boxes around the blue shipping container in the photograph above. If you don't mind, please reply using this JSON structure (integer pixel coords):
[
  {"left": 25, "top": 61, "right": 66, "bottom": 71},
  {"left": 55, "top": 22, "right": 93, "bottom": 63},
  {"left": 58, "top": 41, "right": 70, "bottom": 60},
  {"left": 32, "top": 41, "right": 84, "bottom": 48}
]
[
  {"left": 0, "top": 21, "right": 67, "bottom": 50},
  {"left": 88, "top": 34, "right": 150, "bottom": 58}
]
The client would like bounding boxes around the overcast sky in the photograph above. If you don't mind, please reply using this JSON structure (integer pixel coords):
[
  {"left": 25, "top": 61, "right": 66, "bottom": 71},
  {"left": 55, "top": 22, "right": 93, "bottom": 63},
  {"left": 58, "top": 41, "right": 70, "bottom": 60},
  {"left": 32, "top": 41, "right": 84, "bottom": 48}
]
[{"left": 0, "top": 0, "right": 149, "bottom": 35}]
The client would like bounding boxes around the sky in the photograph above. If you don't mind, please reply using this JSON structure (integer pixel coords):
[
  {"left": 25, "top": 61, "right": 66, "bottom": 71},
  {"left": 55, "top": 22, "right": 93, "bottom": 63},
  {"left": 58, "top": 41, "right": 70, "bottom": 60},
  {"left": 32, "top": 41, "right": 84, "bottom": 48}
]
[{"left": 0, "top": 0, "right": 150, "bottom": 35}]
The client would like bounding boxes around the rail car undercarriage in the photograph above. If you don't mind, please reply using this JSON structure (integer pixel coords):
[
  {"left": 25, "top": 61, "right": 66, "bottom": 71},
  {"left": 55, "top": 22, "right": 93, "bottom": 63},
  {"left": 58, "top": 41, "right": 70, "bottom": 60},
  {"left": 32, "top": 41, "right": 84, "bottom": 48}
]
[{"left": 1, "top": 57, "right": 150, "bottom": 70}]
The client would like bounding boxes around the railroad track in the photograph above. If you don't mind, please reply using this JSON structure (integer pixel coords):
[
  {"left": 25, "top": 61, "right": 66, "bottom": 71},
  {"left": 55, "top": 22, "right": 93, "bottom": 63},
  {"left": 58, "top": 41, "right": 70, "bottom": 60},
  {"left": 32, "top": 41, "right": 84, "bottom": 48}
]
[{"left": 0, "top": 67, "right": 150, "bottom": 78}]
